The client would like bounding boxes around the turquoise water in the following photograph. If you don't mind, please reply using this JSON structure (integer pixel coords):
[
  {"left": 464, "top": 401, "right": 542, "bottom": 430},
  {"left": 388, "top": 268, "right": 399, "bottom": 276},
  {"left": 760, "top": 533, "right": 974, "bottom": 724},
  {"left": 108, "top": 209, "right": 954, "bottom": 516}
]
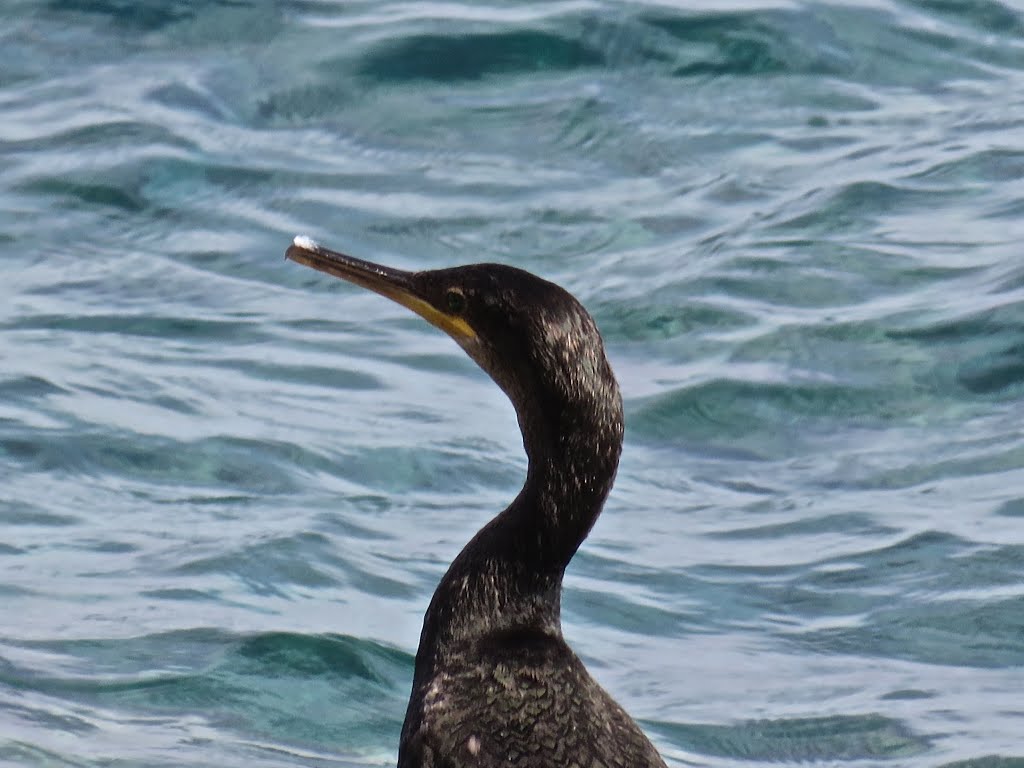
[{"left": 2, "top": 1, "right": 1024, "bottom": 765}]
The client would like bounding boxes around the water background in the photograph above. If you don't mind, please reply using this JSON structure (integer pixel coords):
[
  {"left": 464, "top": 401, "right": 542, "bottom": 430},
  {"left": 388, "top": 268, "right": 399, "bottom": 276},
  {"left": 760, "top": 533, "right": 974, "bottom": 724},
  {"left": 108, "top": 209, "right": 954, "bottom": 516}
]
[{"left": 2, "top": 1, "right": 1024, "bottom": 766}]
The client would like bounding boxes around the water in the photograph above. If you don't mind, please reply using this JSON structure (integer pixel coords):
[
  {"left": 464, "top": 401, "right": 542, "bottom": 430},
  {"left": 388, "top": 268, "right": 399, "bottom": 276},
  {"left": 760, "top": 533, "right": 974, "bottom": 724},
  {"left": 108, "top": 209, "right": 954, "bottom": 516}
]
[{"left": 2, "top": 1, "right": 1023, "bottom": 765}]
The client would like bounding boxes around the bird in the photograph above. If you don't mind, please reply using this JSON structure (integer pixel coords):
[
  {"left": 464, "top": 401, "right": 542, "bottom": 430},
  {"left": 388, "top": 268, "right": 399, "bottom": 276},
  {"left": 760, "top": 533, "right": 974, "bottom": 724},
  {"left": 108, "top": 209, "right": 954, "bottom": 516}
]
[{"left": 286, "top": 235, "right": 667, "bottom": 768}]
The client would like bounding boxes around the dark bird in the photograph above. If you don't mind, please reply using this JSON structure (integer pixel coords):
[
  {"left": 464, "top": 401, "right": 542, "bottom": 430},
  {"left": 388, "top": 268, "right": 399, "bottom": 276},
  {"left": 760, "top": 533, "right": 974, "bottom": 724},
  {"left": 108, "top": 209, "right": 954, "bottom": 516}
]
[{"left": 286, "top": 236, "right": 667, "bottom": 768}]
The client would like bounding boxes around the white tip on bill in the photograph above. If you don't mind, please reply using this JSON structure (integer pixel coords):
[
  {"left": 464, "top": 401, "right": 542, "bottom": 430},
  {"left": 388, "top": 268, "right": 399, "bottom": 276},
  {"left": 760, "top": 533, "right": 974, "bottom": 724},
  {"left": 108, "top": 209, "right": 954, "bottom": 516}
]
[{"left": 293, "top": 235, "right": 320, "bottom": 251}]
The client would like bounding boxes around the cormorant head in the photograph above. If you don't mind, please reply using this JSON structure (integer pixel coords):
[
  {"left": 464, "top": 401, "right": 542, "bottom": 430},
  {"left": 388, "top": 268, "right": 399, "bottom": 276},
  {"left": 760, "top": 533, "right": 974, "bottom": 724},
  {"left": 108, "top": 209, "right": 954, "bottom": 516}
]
[{"left": 285, "top": 237, "right": 622, "bottom": 455}]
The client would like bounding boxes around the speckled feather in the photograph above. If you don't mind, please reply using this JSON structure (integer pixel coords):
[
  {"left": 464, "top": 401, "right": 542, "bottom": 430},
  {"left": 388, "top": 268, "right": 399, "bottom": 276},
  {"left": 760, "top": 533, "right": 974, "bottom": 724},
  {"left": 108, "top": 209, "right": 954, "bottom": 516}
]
[{"left": 400, "top": 631, "right": 665, "bottom": 768}]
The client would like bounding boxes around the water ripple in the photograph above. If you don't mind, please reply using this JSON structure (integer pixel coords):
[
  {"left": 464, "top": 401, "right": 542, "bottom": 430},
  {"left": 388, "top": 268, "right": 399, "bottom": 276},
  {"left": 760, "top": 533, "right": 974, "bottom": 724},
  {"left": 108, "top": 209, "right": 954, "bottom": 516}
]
[{"left": 3, "top": 0, "right": 1024, "bottom": 765}]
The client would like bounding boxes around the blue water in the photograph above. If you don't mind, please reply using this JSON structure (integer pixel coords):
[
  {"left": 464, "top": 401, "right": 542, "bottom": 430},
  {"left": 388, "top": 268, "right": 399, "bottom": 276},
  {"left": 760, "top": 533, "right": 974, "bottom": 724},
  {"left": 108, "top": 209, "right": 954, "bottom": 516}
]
[{"left": 2, "top": 1, "right": 1024, "bottom": 766}]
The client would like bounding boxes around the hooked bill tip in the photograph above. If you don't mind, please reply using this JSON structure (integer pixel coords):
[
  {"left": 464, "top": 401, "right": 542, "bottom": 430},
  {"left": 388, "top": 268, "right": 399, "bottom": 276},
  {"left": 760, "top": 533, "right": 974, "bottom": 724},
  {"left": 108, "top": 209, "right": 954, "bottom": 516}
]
[{"left": 292, "top": 235, "right": 320, "bottom": 251}]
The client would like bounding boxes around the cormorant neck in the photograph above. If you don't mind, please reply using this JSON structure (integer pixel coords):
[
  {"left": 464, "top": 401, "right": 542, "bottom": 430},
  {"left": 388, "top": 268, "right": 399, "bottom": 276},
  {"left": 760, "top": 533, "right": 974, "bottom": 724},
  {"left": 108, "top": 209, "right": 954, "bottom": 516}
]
[
  {"left": 518, "top": 380, "right": 625, "bottom": 567},
  {"left": 413, "top": 367, "right": 624, "bottom": 675}
]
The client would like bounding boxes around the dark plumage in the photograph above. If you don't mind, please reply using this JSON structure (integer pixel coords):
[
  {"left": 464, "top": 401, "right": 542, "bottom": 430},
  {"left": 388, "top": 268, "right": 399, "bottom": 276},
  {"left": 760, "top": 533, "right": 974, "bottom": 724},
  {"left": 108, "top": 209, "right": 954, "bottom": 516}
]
[{"left": 286, "top": 237, "right": 667, "bottom": 768}]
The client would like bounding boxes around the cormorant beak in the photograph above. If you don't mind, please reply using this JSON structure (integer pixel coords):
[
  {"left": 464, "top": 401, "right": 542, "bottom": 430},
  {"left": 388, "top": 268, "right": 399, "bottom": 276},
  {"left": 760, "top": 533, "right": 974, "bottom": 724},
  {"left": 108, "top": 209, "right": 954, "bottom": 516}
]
[{"left": 286, "top": 236, "right": 477, "bottom": 343}]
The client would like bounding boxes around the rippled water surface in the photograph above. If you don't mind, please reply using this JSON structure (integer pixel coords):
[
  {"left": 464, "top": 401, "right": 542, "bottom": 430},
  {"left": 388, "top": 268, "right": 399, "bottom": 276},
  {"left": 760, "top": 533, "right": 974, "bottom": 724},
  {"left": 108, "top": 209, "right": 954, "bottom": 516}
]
[{"left": 3, "top": 1, "right": 1024, "bottom": 766}]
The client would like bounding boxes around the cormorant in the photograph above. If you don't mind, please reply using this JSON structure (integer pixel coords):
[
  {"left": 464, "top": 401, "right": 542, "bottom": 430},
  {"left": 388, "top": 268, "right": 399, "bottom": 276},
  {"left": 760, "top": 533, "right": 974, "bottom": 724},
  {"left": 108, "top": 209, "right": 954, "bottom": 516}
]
[{"left": 286, "top": 235, "right": 667, "bottom": 768}]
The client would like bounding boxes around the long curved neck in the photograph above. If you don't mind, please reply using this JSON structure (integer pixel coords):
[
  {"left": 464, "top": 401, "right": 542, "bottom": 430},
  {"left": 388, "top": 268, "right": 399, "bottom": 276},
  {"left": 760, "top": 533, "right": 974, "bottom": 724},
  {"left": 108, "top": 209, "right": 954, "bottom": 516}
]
[{"left": 413, "top": 376, "right": 623, "bottom": 673}]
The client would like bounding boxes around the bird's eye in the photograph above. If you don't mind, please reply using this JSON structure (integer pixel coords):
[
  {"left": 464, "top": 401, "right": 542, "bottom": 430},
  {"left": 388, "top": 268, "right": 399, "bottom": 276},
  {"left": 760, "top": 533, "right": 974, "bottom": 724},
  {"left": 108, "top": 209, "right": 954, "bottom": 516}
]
[{"left": 445, "top": 289, "right": 466, "bottom": 314}]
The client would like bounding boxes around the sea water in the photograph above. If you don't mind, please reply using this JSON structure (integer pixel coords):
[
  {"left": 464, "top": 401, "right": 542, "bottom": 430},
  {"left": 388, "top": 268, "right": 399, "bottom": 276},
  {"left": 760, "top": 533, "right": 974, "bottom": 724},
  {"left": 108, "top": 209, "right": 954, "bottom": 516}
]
[{"left": 1, "top": 1, "right": 1023, "bottom": 766}]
